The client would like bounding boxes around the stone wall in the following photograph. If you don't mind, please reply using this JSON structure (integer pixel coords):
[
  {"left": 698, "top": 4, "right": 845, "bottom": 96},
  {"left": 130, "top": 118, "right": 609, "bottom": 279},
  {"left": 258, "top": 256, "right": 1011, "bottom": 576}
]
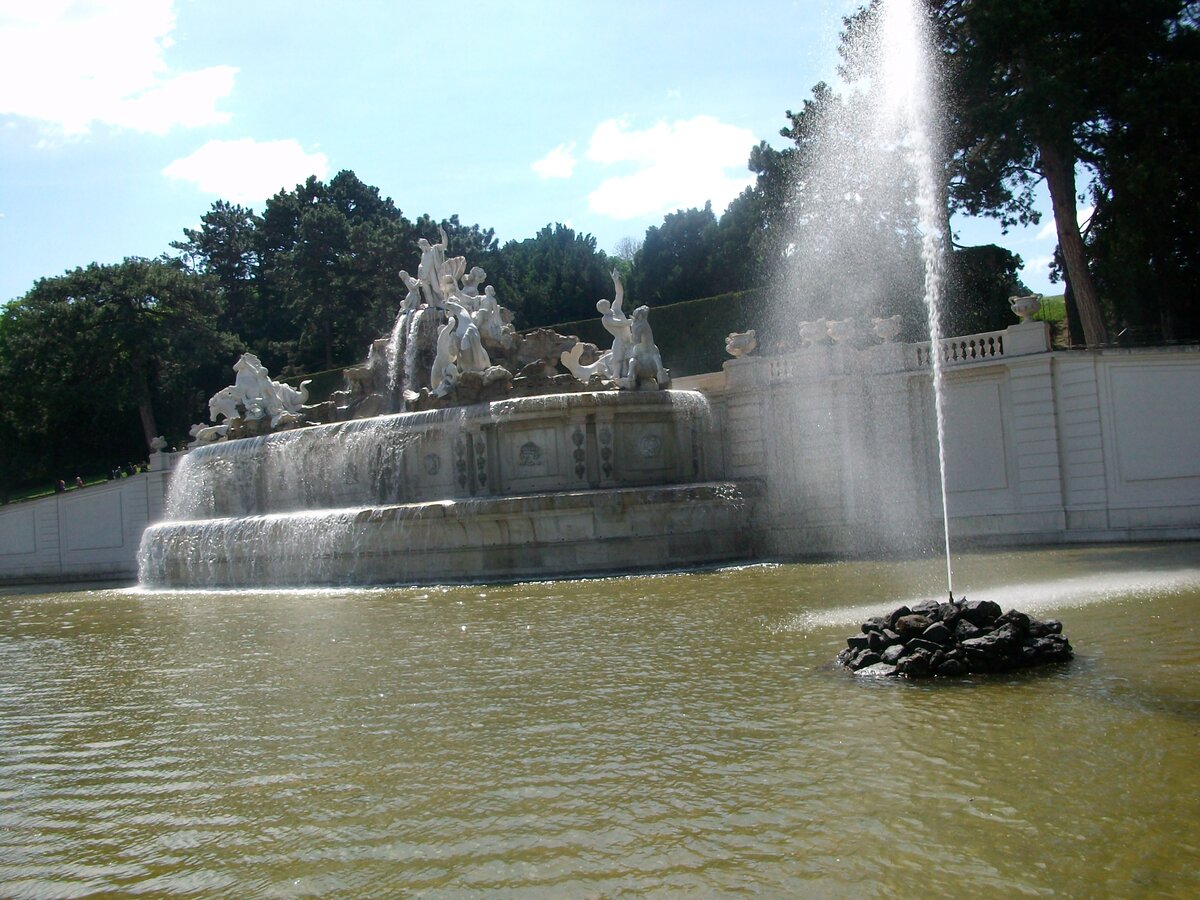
[
  {"left": 0, "top": 458, "right": 179, "bottom": 585},
  {"left": 680, "top": 325, "right": 1200, "bottom": 556}
]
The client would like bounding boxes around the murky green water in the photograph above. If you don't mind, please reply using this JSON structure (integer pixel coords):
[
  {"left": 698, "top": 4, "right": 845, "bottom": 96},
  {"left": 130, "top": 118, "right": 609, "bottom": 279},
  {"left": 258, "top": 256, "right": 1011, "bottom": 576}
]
[{"left": 2, "top": 543, "right": 1198, "bottom": 896}]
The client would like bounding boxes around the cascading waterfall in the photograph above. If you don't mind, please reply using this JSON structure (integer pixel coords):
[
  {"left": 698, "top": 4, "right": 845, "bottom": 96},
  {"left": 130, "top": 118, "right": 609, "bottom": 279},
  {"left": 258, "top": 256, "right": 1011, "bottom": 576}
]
[
  {"left": 401, "top": 307, "right": 427, "bottom": 396},
  {"left": 138, "top": 390, "right": 743, "bottom": 588},
  {"left": 384, "top": 307, "right": 409, "bottom": 396},
  {"left": 381, "top": 306, "right": 436, "bottom": 411}
]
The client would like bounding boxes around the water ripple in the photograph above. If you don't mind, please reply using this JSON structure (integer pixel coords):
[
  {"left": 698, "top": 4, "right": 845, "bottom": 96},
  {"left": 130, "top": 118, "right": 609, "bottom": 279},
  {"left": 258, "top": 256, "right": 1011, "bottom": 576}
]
[{"left": 0, "top": 546, "right": 1198, "bottom": 894}]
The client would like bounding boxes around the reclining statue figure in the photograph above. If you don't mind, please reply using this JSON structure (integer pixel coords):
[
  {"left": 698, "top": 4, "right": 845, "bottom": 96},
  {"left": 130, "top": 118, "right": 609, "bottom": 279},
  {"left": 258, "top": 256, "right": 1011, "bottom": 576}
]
[{"left": 208, "top": 353, "right": 310, "bottom": 428}]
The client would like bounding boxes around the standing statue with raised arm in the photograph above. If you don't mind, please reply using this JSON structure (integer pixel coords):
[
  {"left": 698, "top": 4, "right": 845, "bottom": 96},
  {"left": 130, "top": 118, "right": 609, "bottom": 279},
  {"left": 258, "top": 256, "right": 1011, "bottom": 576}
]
[
  {"left": 598, "top": 269, "right": 633, "bottom": 379},
  {"left": 417, "top": 226, "right": 457, "bottom": 305}
]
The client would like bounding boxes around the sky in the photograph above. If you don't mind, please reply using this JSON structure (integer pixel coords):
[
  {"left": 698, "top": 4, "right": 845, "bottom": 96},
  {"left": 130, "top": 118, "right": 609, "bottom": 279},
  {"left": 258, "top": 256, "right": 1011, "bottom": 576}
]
[{"left": 0, "top": 0, "right": 1064, "bottom": 307}]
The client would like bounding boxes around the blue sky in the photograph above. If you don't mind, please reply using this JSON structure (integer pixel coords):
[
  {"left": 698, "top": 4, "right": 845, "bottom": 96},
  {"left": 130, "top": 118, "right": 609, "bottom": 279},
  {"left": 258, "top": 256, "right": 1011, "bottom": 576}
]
[{"left": 0, "top": 0, "right": 1063, "bottom": 306}]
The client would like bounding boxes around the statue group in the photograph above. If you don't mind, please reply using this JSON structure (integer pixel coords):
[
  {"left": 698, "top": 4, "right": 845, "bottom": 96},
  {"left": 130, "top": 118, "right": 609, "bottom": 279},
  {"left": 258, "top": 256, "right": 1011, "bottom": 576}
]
[
  {"left": 559, "top": 270, "right": 670, "bottom": 391},
  {"left": 192, "top": 229, "right": 671, "bottom": 446}
]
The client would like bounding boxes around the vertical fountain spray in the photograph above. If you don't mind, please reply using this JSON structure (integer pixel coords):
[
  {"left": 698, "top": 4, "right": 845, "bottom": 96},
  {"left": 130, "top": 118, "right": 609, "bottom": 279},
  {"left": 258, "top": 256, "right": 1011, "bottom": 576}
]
[
  {"left": 877, "top": 0, "right": 955, "bottom": 598},
  {"left": 770, "top": 0, "right": 956, "bottom": 588}
]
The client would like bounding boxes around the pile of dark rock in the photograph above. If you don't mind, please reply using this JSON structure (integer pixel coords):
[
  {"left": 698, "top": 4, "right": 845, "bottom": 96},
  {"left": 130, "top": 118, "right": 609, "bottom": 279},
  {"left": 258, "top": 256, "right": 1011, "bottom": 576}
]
[{"left": 836, "top": 597, "right": 1073, "bottom": 678}]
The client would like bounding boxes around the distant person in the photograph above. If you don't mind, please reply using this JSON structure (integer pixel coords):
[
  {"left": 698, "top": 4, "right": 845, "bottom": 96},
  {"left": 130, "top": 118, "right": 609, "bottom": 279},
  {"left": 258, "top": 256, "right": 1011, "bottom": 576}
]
[
  {"left": 75, "top": 475, "right": 84, "bottom": 488},
  {"left": 55, "top": 479, "right": 66, "bottom": 493}
]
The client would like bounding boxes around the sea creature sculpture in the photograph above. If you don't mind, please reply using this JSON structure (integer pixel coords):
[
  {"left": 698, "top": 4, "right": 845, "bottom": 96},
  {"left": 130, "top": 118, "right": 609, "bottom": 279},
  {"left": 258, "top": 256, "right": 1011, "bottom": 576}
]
[
  {"left": 430, "top": 315, "right": 460, "bottom": 389},
  {"left": 622, "top": 306, "right": 670, "bottom": 390}
]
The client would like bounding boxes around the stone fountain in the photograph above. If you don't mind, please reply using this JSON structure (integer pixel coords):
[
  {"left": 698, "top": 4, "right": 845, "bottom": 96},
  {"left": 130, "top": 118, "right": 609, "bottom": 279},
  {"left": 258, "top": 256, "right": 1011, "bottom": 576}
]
[{"left": 138, "top": 236, "right": 756, "bottom": 588}]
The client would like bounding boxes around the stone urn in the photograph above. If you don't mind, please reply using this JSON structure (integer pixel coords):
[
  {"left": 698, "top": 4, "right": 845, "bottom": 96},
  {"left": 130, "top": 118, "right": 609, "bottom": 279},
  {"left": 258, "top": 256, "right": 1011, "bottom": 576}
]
[
  {"left": 871, "top": 315, "right": 903, "bottom": 342},
  {"left": 725, "top": 330, "right": 757, "bottom": 358},
  {"left": 1009, "top": 293, "right": 1042, "bottom": 323},
  {"left": 797, "top": 318, "right": 829, "bottom": 348}
]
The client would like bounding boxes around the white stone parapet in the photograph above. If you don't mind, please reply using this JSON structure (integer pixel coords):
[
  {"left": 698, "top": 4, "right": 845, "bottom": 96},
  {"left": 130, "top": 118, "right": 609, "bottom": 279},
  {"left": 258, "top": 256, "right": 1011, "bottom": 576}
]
[{"left": 914, "top": 321, "right": 1052, "bottom": 369}]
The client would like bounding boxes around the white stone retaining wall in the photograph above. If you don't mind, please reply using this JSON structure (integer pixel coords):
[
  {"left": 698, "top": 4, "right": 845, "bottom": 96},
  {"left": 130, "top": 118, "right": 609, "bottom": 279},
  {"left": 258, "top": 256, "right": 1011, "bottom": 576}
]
[
  {"left": 0, "top": 457, "right": 180, "bottom": 585},
  {"left": 679, "top": 323, "right": 1200, "bottom": 555}
]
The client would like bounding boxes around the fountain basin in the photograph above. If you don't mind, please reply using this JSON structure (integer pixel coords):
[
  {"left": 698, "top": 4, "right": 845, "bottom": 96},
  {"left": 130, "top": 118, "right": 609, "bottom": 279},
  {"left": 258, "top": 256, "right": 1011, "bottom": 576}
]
[
  {"left": 141, "top": 390, "right": 752, "bottom": 588},
  {"left": 169, "top": 390, "right": 713, "bottom": 521},
  {"left": 139, "top": 482, "right": 759, "bottom": 588}
]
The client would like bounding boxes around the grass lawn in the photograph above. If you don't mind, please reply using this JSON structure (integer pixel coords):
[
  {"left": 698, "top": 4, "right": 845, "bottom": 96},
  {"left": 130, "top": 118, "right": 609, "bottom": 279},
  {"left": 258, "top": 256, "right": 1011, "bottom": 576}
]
[
  {"left": 1034, "top": 294, "right": 1065, "bottom": 323},
  {"left": 4, "top": 473, "right": 136, "bottom": 506}
]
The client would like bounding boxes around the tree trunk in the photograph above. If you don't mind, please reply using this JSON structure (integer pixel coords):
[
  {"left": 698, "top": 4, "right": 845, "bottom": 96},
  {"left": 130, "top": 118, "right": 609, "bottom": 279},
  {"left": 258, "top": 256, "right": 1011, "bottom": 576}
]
[
  {"left": 137, "top": 400, "right": 159, "bottom": 452},
  {"left": 1039, "top": 139, "right": 1108, "bottom": 347},
  {"left": 1062, "top": 275, "right": 1085, "bottom": 347},
  {"left": 130, "top": 351, "right": 159, "bottom": 451}
]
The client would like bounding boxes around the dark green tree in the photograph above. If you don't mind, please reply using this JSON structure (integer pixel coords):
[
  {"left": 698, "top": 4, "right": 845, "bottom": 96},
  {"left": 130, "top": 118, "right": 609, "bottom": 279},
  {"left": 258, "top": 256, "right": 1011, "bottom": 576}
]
[
  {"left": 941, "top": 244, "right": 1029, "bottom": 336},
  {"left": 930, "top": 0, "right": 1197, "bottom": 346},
  {"left": 171, "top": 201, "right": 261, "bottom": 345},
  {"left": 0, "top": 258, "right": 238, "bottom": 486},
  {"left": 253, "top": 172, "right": 418, "bottom": 371},
  {"left": 491, "top": 224, "right": 613, "bottom": 327},
  {"left": 1084, "top": 5, "right": 1200, "bottom": 341},
  {"left": 630, "top": 204, "right": 722, "bottom": 306}
]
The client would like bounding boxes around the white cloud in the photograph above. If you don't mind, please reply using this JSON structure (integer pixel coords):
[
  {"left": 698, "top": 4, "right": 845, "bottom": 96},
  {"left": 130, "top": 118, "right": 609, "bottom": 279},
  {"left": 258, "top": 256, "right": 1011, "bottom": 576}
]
[
  {"left": 0, "top": 0, "right": 236, "bottom": 135},
  {"left": 1025, "top": 254, "right": 1056, "bottom": 283},
  {"left": 1036, "top": 204, "right": 1095, "bottom": 241},
  {"left": 163, "top": 139, "right": 329, "bottom": 205},
  {"left": 531, "top": 141, "right": 577, "bottom": 179},
  {"left": 584, "top": 116, "right": 756, "bottom": 219}
]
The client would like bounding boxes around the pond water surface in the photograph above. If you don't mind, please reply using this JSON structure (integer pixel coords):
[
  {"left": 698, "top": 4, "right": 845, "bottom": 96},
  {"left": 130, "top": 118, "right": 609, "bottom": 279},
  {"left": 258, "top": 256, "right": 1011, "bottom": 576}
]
[{"left": 1, "top": 543, "right": 1198, "bottom": 896}]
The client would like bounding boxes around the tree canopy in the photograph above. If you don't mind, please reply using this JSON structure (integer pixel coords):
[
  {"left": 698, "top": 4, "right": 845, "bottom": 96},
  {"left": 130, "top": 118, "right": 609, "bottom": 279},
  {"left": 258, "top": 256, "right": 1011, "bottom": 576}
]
[
  {"left": 0, "top": 258, "right": 238, "bottom": 490},
  {"left": 931, "top": 0, "right": 1200, "bottom": 344}
]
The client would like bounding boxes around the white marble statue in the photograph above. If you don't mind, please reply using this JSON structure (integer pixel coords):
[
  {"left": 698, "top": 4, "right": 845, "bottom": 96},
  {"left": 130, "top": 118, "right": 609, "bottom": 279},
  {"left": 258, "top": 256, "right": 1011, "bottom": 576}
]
[
  {"left": 430, "top": 315, "right": 460, "bottom": 390},
  {"left": 441, "top": 274, "right": 479, "bottom": 313},
  {"left": 622, "top": 306, "right": 670, "bottom": 390},
  {"left": 461, "top": 266, "right": 487, "bottom": 297},
  {"left": 458, "top": 321, "right": 491, "bottom": 373},
  {"left": 472, "top": 287, "right": 507, "bottom": 344},
  {"left": 399, "top": 270, "right": 425, "bottom": 311},
  {"left": 441, "top": 298, "right": 491, "bottom": 373},
  {"left": 560, "top": 343, "right": 614, "bottom": 381},
  {"left": 559, "top": 269, "right": 637, "bottom": 383},
  {"left": 416, "top": 227, "right": 465, "bottom": 306},
  {"left": 189, "top": 421, "right": 229, "bottom": 446},
  {"left": 798, "top": 318, "right": 829, "bottom": 347},
  {"left": 432, "top": 361, "right": 460, "bottom": 398},
  {"left": 208, "top": 386, "right": 242, "bottom": 423},
  {"left": 1009, "top": 293, "right": 1042, "bottom": 323},
  {"left": 272, "top": 377, "right": 311, "bottom": 418},
  {"left": 209, "top": 352, "right": 310, "bottom": 428},
  {"left": 597, "top": 269, "right": 632, "bottom": 378}
]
